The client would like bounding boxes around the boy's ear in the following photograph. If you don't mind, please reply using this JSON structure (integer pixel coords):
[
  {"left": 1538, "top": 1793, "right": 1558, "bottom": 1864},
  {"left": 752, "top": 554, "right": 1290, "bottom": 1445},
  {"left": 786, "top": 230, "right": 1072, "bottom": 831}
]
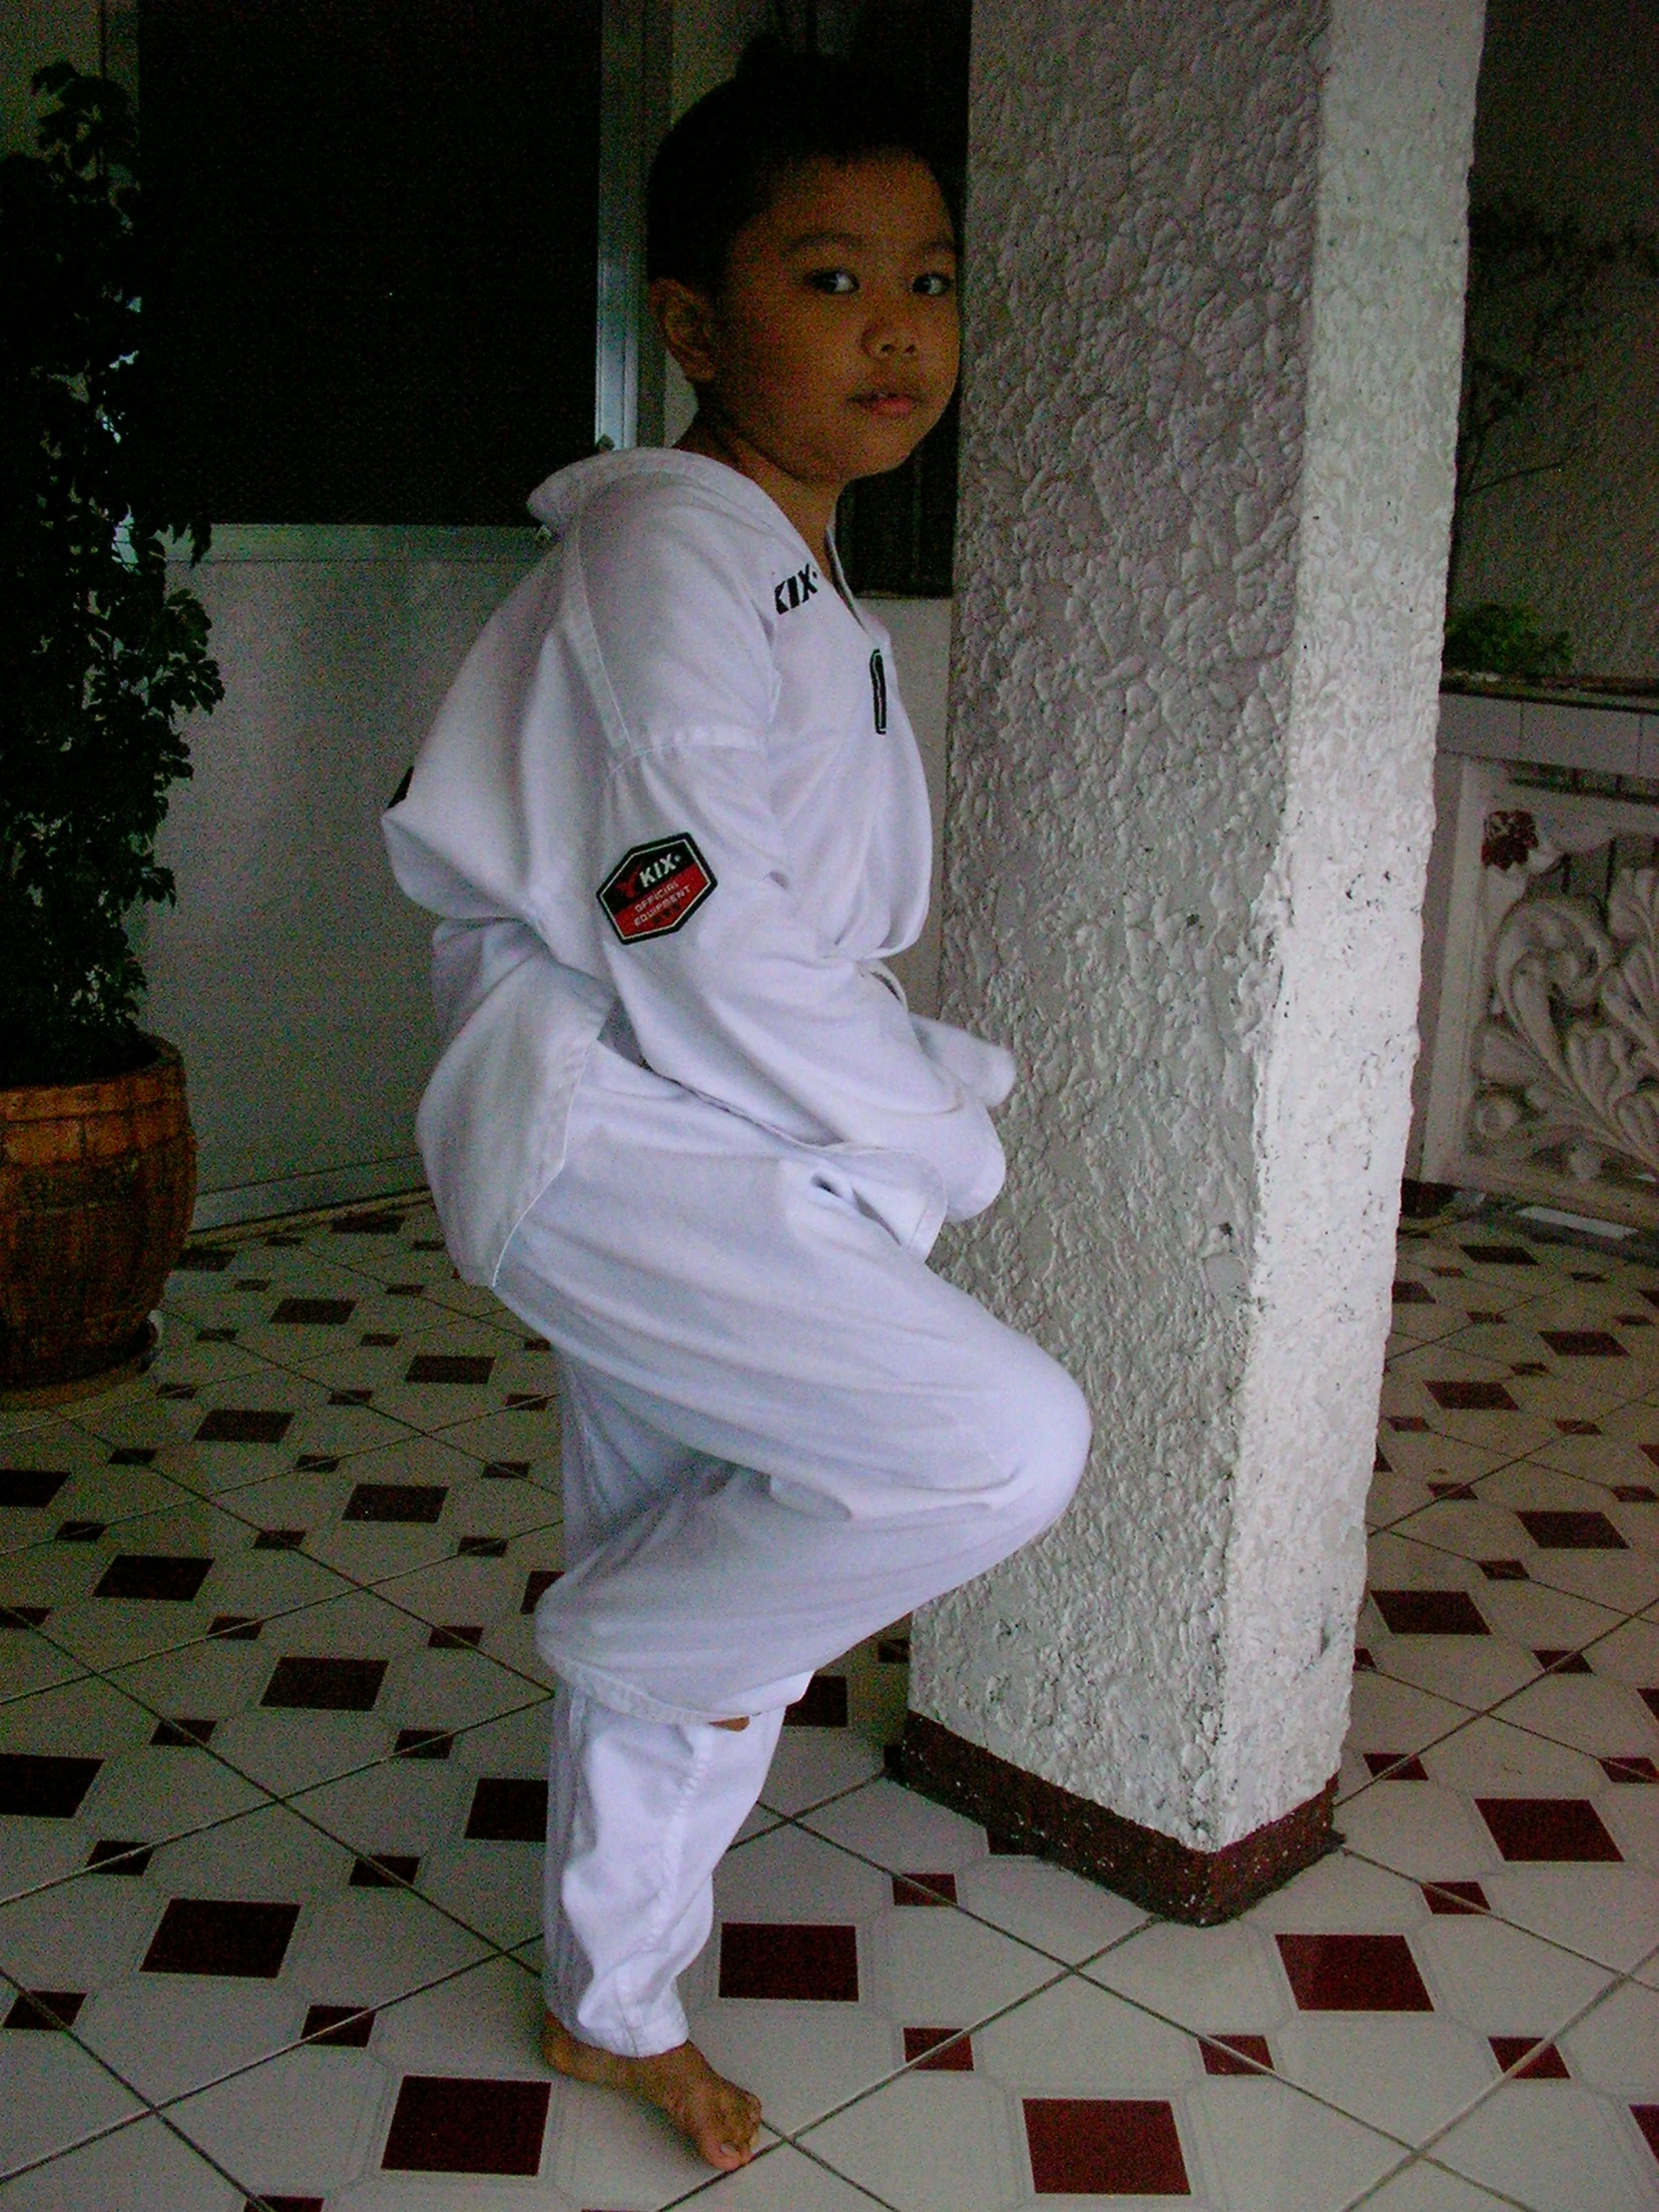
[{"left": 650, "top": 276, "right": 719, "bottom": 387}]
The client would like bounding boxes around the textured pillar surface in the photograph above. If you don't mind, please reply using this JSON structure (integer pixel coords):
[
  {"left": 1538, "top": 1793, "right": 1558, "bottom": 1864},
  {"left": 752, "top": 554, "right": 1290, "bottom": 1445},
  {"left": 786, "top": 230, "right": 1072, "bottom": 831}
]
[{"left": 907, "top": 0, "right": 1486, "bottom": 1876}]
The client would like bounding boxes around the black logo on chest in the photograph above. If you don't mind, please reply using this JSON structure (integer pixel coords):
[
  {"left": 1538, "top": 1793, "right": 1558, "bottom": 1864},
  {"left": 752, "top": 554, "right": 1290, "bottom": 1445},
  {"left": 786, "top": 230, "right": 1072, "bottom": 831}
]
[{"left": 774, "top": 563, "right": 821, "bottom": 615}]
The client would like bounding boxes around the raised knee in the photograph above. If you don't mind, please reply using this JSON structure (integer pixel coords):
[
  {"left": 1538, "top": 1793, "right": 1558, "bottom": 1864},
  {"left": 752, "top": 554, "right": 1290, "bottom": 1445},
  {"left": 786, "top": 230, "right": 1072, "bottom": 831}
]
[
  {"left": 1033, "top": 1366, "right": 1091, "bottom": 1524},
  {"left": 994, "top": 1346, "right": 1090, "bottom": 1534}
]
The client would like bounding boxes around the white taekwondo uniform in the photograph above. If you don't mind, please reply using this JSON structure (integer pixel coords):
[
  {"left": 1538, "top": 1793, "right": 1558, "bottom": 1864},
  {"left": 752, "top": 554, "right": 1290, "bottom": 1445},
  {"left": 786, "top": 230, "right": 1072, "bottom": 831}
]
[{"left": 383, "top": 449, "right": 1089, "bottom": 2059}]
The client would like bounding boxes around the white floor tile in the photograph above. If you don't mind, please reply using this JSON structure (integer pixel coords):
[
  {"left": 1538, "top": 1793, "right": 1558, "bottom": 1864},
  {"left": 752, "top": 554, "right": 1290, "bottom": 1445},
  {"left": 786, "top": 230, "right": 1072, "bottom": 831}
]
[
  {"left": 0, "top": 2113, "right": 247, "bottom": 2208},
  {"left": 1430, "top": 2082, "right": 1659, "bottom": 2212}
]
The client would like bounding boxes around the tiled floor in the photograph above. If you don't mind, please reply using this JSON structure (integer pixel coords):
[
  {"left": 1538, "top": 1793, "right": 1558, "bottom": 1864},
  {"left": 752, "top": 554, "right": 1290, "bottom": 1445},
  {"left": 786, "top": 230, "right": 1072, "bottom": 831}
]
[{"left": 0, "top": 1198, "right": 1656, "bottom": 2210}]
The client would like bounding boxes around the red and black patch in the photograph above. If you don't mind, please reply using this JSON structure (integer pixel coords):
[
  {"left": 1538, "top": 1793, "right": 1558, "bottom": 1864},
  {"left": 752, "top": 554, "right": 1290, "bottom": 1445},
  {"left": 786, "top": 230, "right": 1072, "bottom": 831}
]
[{"left": 597, "top": 833, "right": 717, "bottom": 943}]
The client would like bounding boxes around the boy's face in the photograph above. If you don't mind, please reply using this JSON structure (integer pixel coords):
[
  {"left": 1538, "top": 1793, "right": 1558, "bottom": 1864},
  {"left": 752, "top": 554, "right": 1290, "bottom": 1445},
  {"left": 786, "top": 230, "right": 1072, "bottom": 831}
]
[{"left": 658, "top": 152, "right": 959, "bottom": 492}]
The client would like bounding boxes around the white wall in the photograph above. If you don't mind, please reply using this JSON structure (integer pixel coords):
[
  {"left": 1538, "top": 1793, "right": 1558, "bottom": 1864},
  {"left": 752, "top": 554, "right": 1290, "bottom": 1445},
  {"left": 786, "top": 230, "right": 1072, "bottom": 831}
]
[
  {"left": 1452, "top": 0, "right": 1659, "bottom": 679},
  {"left": 141, "top": 530, "right": 540, "bottom": 1223}
]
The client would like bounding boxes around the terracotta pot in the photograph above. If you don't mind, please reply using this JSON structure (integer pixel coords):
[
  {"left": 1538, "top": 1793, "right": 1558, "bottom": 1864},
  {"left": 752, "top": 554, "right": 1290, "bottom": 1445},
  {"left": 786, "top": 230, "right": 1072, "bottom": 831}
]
[{"left": 0, "top": 1036, "right": 197, "bottom": 1393}]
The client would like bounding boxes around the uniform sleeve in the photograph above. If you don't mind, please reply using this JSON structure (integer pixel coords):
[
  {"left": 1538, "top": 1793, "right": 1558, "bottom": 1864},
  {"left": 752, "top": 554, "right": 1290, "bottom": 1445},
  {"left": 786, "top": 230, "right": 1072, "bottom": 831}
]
[{"left": 576, "top": 491, "right": 1005, "bottom": 1224}]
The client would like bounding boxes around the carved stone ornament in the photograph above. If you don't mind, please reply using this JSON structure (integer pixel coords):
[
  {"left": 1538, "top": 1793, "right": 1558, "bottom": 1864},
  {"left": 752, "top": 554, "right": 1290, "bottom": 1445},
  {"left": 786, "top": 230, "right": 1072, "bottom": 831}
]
[{"left": 1471, "top": 848, "right": 1659, "bottom": 1193}]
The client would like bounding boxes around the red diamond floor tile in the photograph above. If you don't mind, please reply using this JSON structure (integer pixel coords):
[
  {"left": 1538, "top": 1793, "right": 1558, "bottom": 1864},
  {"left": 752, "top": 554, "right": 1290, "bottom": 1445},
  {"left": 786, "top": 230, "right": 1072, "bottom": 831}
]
[
  {"left": 1475, "top": 1796, "right": 1624, "bottom": 1861},
  {"left": 719, "top": 1921, "right": 859, "bottom": 2000},
  {"left": 341, "top": 1482, "right": 448, "bottom": 1523},
  {"left": 1023, "top": 2096, "right": 1190, "bottom": 2195},
  {"left": 300, "top": 2001, "right": 375, "bottom": 2046},
  {"left": 892, "top": 1872, "right": 958, "bottom": 1905},
  {"left": 141, "top": 1897, "right": 300, "bottom": 1976},
  {"left": 261, "top": 1655, "right": 387, "bottom": 1710},
  {"left": 903, "top": 2024, "right": 974, "bottom": 2069},
  {"left": 404, "top": 1355, "right": 495, "bottom": 1385},
  {"left": 0, "top": 1751, "right": 101, "bottom": 1816},
  {"left": 196, "top": 1409, "right": 293, "bottom": 1444},
  {"left": 87, "top": 1838, "right": 152, "bottom": 1874},
  {"left": 0, "top": 1471, "right": 68, "bottom": 1510},
  {"left": 1517, "top": 1508, "right": 1628, "bottom": 1549},
  {"left": 1489, "top": 2034, "right": 1569, "bottom": 2077},
  {"left": 1276, "top": 1932, "right": 1434, "bottom": 2010},
  {"left": 350, "top": 1852, "right": 421, "bottom": 1887},
  {"left": 786, "top": 1674, "right": 850, "bottom": 1727},
  {"left": 1426, "top": 1381, "right": 1520, "bottom": 1411},
  {"left": 380, "top": 2073, "right": 550, "bottom": 2173},
  {"left": 151, "top": 1716, "right": 218, "bottom": 1746},
  {"left": 93, "top": 1552, "right": 217, "bottom": 1601},
  {"left": 463, "top": 1777, "right": 547, "bottom": 1840},
  {"left": 1601, "top": 1754, "right": 1658, "bottom": 1784},
  {"left": 1421, "top": 1879, "right": 1490, "bottom": 1915},
  {"left": 1200, "top": 2032, "right": 1275, "bottom": 2074},
  {"left": 3, "top": 1987, "right": 86, "bottom": 2028},
  {"left": 1372, "top": 1588, "right": 1490, "bottom": 1635},
  {"left": 271, "top": 1299, "right": 356, "bottom": 1326}
]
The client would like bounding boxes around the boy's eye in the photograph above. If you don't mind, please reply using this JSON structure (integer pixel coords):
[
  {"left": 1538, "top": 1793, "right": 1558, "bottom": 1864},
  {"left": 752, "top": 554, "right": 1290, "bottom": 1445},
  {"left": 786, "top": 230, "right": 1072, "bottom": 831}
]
[
  {"left": 913, "top": 271, "right": 955, "bottom": 297},
  {"left": 807, "top": 269, "right": 858, "bottom": 294}
]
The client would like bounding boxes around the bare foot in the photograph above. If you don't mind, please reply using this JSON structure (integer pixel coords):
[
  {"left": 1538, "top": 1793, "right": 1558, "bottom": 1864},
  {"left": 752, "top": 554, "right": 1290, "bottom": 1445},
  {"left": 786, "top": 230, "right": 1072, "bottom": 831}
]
[{"left": 541, "top": 2010, "right": 763, "bottom": 2170}]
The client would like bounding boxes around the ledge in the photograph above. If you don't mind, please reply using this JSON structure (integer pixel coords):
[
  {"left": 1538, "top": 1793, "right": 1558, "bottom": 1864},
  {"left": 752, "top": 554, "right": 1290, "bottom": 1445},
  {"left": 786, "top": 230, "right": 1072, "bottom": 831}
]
[
  {"left": 887, "top": 1713, "right": 1339, "bottom": 1926},
  {"left": 166, "top": 524, "right": 542, "bottom": 566}
]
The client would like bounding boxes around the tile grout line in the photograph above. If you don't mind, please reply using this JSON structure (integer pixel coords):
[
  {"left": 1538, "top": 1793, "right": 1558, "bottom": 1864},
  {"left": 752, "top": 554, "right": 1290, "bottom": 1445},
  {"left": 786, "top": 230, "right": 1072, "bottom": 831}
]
[
  {"left": 748, "top": 1761, "right": 1656, "bottom": 2182},
  {"left": 0, "top": 1415, "right": 571, "bottom": 1710},
  {"left": 0, "top": 1667, "right": 554, "bottom": 1918},
  {"left": 1336, "top": 1950, "right": 1655, "bottom": 2212},
  {"left": 1, "top": 1940, "right": 546, "bottom": 2190},
  {"left": 8, "top": 1207, "right": 1651, "bottom": 2202},
  {"left": 665, "top": 2127, "right": 907, "bottom": 2211},
  {"left": 770, "top": 1793, "right": 1155, "bottom": 1980},
  {"left": 1333, "top": 2139, "right": 1546, "bottom": 2212},
  {"left": 1337, "top": 1561, "right": 1657, "bottom": 1836},
  {"left": 0, "top": 1961, "right": 269, "bottom": 2205},
  {"left": 1342, "top": 1576, "right": 1650, "bottom": 1775},
  {"left": 731, "top": 1794, "right": 1491, "bottom": 2179},
  {"left": 1340, "top": 1836, "right": 1654, "bottom": 1984},
  {"left": 0, "top": 1613, "right": 565, "bottom": 1995}
]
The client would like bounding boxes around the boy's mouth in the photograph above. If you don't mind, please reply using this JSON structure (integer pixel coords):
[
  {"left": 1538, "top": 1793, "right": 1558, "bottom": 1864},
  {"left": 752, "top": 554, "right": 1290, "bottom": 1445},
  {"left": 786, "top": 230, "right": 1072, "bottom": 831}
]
[{"left": 851, "top": 391, "right": 920, "bottom": 419}]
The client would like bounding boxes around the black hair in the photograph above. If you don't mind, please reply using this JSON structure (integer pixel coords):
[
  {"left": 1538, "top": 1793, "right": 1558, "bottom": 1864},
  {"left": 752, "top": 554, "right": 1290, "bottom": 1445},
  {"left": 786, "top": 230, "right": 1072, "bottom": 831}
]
[{"left": 646, "top": 37, "right": 946, "bottom": 296}]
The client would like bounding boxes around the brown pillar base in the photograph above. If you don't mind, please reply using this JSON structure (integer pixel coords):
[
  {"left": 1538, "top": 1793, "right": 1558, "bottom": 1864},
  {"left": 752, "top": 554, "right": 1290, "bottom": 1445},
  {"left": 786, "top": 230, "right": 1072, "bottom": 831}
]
[{"left": 887, "top": 1713, "right": 1340, "bottom": 1926}]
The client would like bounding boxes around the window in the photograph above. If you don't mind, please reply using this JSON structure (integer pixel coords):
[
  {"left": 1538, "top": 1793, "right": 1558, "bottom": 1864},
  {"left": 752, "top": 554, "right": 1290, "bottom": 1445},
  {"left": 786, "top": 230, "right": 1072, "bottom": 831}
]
[{"left": 137, "top": 0, "right": 604, "bottom": 525}]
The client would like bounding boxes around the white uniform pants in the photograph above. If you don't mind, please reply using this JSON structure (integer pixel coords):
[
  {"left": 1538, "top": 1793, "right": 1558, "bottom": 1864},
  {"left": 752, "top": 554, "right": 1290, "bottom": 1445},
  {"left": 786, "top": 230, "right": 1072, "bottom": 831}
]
[{"left": 494, "top": 1043, "right": 1090, "bottom": 2055}]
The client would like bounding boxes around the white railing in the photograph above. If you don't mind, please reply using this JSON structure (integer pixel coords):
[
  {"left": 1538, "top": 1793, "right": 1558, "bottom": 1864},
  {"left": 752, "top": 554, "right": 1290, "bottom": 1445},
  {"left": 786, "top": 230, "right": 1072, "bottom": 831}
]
[{"left": 1411, "top": 689, "right": 1659, "bottom": 1227}]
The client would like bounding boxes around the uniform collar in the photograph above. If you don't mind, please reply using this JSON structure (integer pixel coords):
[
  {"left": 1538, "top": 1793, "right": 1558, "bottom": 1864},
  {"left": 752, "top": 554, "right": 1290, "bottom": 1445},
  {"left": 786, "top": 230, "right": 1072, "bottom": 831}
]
[{"left": 526, "top": 446, "right": 816, "bottom": 565}]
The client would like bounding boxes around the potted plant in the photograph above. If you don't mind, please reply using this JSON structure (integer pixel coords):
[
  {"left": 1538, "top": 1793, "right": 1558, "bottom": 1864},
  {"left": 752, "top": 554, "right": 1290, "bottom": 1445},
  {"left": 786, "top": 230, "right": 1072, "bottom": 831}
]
[{"left": 1, "top": 65, "right": 222, "bottom": 1399}]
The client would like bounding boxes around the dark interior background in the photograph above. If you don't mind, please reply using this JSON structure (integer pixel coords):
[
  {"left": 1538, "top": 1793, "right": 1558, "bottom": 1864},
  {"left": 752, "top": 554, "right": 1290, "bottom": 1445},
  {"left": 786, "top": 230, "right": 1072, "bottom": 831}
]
[
  {"left": 837, "top": 0, "right": 968, "bottom": 597},
  {"left": 137, "top": 0, "right": 603, "bottom": 525}
]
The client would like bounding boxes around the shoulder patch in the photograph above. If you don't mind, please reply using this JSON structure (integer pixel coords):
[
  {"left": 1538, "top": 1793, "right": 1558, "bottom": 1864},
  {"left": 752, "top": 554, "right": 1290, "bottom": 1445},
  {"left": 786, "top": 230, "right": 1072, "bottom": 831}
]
[{"left": 598, "top": 833, "right": 717, "bottom": 943}]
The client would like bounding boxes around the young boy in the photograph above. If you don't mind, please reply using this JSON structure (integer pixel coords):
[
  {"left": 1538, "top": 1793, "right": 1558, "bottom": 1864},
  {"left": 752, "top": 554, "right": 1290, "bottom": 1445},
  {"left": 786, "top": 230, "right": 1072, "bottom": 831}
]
[{"left": 383, "top": 42, "right": 1089, "bottom": 2173}]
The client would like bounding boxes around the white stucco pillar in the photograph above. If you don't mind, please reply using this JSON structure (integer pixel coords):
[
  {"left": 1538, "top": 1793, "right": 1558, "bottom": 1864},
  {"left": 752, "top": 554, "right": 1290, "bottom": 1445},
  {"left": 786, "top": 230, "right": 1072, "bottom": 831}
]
[{"left": 897, "top": 0, "right": 1486, "bottom": 1914}]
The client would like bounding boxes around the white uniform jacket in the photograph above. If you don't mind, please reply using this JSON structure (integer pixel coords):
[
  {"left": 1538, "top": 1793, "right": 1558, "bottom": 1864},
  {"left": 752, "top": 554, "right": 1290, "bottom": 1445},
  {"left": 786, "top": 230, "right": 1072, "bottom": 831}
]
[{"left": 382, "top": 448, "right": 1013, "bottom": 1286}]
